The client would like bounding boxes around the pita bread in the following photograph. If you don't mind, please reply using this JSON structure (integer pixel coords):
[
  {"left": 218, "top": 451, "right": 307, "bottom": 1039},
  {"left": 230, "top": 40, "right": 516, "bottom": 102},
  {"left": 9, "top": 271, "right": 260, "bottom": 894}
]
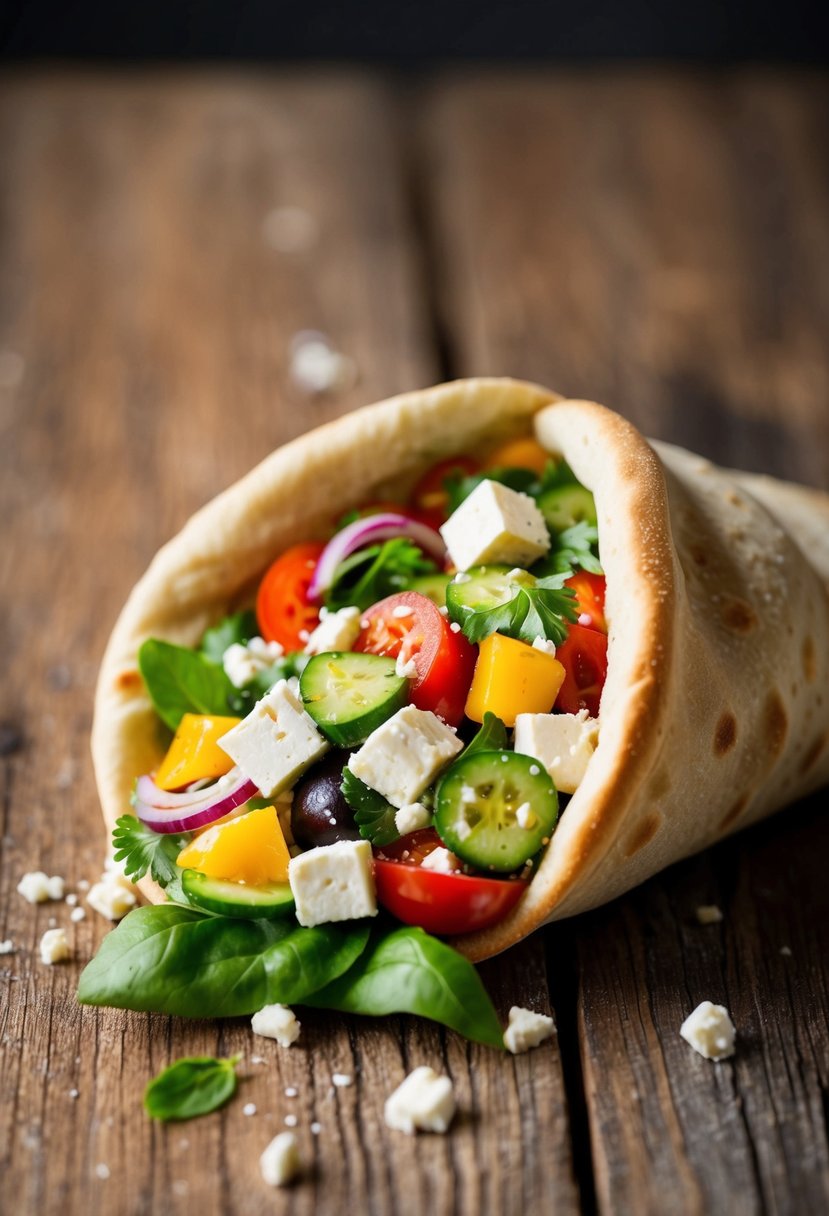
[{"left": 92, "top": 379, "right": 829, "bottom": 962}]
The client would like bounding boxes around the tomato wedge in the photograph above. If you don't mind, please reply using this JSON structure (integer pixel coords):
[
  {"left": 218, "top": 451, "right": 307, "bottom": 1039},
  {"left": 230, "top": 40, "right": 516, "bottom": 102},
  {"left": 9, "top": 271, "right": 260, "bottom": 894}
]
[
  {"left": 409, "top": 456, "right": 479, "bottom": 529},
  {"left": 565, "top": 572, "right": 607, "bottom": 633},
  {"left": 374, "top": 829, "right": 527, "bottom": 935},
  {"left": 355, "top": 591, "right": 476, "bottom": 726},
  {"left": 554, "top": 623, "right": 608, "bottom": 716},
  {"left": 256, "top": 542, "right": 324, "bottom": 651}
]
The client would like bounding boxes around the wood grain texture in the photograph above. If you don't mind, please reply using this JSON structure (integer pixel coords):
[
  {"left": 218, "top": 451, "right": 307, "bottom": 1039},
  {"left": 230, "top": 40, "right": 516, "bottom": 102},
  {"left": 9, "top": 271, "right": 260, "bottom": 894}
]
[
  {"left": 0, "top": 71, "right": 577, "bottom": 1216},
  {"left": 420, "top": 68, "right": 829, "bottom": 1214}
]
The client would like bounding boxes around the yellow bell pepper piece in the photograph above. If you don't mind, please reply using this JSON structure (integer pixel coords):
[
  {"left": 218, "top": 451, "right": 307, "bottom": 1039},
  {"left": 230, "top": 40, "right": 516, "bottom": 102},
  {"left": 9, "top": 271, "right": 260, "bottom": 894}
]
[
  {"left": 484, "top": 436, "right": 551, "bottom": 476},
  {"left": 176, "top": 806, "right": 291, "bottom": 885},
  {"left": 465, "top": 633, "right": 565, "bottom": 727},
  {"left": 155, "top": 714, "right": 241, "bottom": 791}
]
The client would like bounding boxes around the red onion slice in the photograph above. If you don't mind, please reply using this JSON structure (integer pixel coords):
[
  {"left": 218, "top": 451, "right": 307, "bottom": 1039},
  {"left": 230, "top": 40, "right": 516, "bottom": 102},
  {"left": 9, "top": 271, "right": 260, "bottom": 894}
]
[
  {"left": 308, "top": 513, "right": 446, "bottom": 602},
  {"left": 134, "top": 767, "right": 259, "bottom": 835}
]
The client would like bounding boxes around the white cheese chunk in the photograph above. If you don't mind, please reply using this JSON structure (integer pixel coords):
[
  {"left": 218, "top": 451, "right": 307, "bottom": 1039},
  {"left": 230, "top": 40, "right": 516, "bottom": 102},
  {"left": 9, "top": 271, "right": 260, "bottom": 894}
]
[
  {"left": 332, "top": 1073, "right": 353, "bottom": 1088},
  {"left": 439, "top": 478, "right": 550, "bottom": 571},
  {"left": 420, "top": 846, "right": 460, "bottom": 874},
  {"left": 514, "top": 709, "right": 599, "bottom": 795},
  {"left": 394, "top": 802, "right": 432, "bottom": 836},
  {"left": 260, "top": 1131, "right": 302, "bottom": 1186},
  {"left": 531, "top": 636, "right": 557, "bottom": 656},
  {"left": 348, "top": 705, "right": 462, "bottom": 808},
  {"left": 695, "top": 905, "right": 724, "bottom": 925},
  {"left": 222, "top": 636, "right": 284, "bottom": 688},
  {"left": 87, "top": 874, "right": 137, "bottom": 921},
  {"left": 680, "top": 1001, "right": 736, "bottom": 1060},
  {"left": 39, "top": 927, "right": 71, "bottom": 965},
  {"left": 251, "top": 1003, "right": 301, "bottom": 1047},
  {"left": 503, "top": 1005, "right": 556, "bottom": 1053},
  {"left": 219, "top": 679, "right": 329, "bottom": 798},
  {"left": 0, "top": 939, "right": 16, "bottom": 954},
  {"left": 384, "top": 1066, "right": 456, "bottom": 1134},
  {"left": 17, "top": 872, "right": 64, "bottom": 903},
  {"left": 303, "top": 606, "right": 361, "bottom": 656},
  {"left": 289, "top": 839, "right": 378, "bottom": 927}
]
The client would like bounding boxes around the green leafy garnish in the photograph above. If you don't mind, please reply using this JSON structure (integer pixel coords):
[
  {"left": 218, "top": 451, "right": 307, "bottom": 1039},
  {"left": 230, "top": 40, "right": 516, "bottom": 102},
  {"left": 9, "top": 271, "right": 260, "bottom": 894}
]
[
  {"left": 464, "top": 712, "right": 508, "bottom": 757},
  {"left": 325, "top": 538, "right": 438, "bottom": 613},
  {"left": 138, "top": 639, "right": 236, "bottom": 731},
  {"left": 144, "top": 1055, "right": 241, "bottom": 1122},
  {"left": 341, "top": 768, "right": 400, "bottom": 847},
  {"left": 112, "top": 815, "right": 188, "bottom": 901},
  {"left": 535, "top": 521, "right": 602, "bottom": 577},
  {"left": 199, "top": 610, "right": 259, "bottom": 665},
  {"left": 451, "top": 572, "right": 577, "bottom": 647},
  {"left": 536, "top": 457, "right": 579, "bottom": 494}
]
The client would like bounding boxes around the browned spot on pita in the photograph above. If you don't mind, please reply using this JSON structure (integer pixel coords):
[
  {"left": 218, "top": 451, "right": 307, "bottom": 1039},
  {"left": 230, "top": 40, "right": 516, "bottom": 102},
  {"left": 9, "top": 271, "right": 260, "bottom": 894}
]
[
  {"left": 115, "top": 669, "right": 142, "bottom": 691},
  {"left": 714, "top": 711, "right": 737, "bottom": 756},
  {"left": 719, "top": 793, "right": 749, "bottom": 831},
  {"left": 689, "top": 543, "right": 708, "bottom": 569},
  {"left": 802, "top": 636, "right": 816, "bottom": 683},
  {"left": 726, "top": 491, "right": 746, "bottom": 508},
  {"left": 722, "top": 597, "right": 757, "bottom": 633},
  {"left": 764, "top": 690, "right": 788, "bottom": 759},
  {"left": 802, "top": 731, "right": 827, "bottom": 774},
  {"left": 623, "top": 811, "right": 662, "bottom": 858}
]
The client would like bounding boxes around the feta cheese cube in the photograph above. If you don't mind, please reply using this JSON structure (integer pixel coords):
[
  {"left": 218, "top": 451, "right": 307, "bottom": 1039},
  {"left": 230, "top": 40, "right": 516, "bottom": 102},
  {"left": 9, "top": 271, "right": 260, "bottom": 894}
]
[
  {"left": 289, "top": 839, "right": 378, "bottom": 926},
  {"left": 303, "top": 606, "right": 361, "bottom": 655},
  {"left": 222, "top": 636, "right": 284, "bottom": 688},
  {"left": 17, "top": 872, "right": 64, "bottom": 903},
  {"left": 384, "top": 1066, "right": 456, "bottom": 1135},
  {"left": 39, "top": 927, "right": 71, "bottom": 965},
  {"left": 420, "top": 846, "right": 460, "bottom": 874},
  {"left": 219, "top": 679, "right": 329, "bottom": 798},
  {"left": 260, "top": 1131, "right": 302, "bottom": 1186},
  {"left": 439, "top": 479, "right": 550, "bottom": 571},
  {"left": 514, "top": 709, "right": 599, "bottom": 794},
  {"left": 394, "top": 802, "right": 432, "bottom": 836},
  {"left": 87, "top": 875, "right": 137, "bottom": 921},
  {"left": 0, "top": 939, "right": 16, "bottom": 954},
  {"left": 695, "top": 905, "right": 724, "bottom": 925},
  {"left": 680, "top": 1001, "right": 736, "bottom": 1060},
  {"left": 503, "top": 1005, "right": 556, "bottom": 1053},
  {"left": 348, "top": 706, "right": 462, "bottom": 808},
  {"left": 251, "top": 1003, "right": 301, "bottom": 1047}
]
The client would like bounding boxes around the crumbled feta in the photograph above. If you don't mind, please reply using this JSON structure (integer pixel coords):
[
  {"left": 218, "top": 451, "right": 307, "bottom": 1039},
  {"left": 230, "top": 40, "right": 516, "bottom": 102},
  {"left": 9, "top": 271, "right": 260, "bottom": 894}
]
[
  {"left": 395, "top": 653, "right": 418, "bottom": 679},
  {"left": 348, "top": 706, "right": 462, "bottom": 808},
  {"left": 243, "top": 1103, "right": 257, "bottom": 1116},
  {"left": 285, "top": 1086, "right": 298, "bottom": 1097},
  {"left": 290, "top": 331, "right": 356, "bottom": 396},
  {"left": 95, "top": 1163, "right": 111, "bottom": 1181},
  {"left": 39, "top": 927, "right": 71, "bottom": 965},
  {"left": 514, "top": 710, "right": 599, "bottom": 794},
  {"left": 87, "top": 874, "right": 137, "bottom": 921},
  {"left": 0, "top": 939, "right": 15, "bottom": 954},
  {"left": 65, "top": 892, "right": 78, "bottom": 906},
  {"left": 384, "top": 1066, "right": 456, "bottom": 1135},
  {"left": 17, "top": 872, "right": 64, "bottom": 903},
  {"left": 503, "top": 1006, "right": 556, "bottom": 1053},
  {"left": 260, "top": 1131, "right": 302, "bottom": 1187},
  {"left": 420, "top": 847, "right": 460, "bottom": 874},
  {"left": 515, "top": 801, "right": 537, "bottom": 830},
  {"left": 289, "top": 839, "right": 377, "bottom": 926},
  {"left": 680, "top": 1001, "right": 736, "bottom": 1060},
  {"left": 310, "top": 1121, "right": 321, "bottom": 1135},
  {"left": 284, "top": 1114, "right": 298, "bottom": 1127},
  {"left": 392, "top": 604, "right": 414, "bottom": 619},
  {"left": 222, "top": 636, "right": 285, "bottom": 688},
  {"left": 531, "top": 636, "right": 557, "bottom": 657},
  {"left": 452, "top": 571, "right": 471, "bottom": 584},
  {"left": 303, "top": 606, "right": 361, "bottom": 656},
  {"left": 394, "top": 802, "right": 432, "bottom": 836},
  {"left": 695, "top": 905, "right": 724, "bottom": 925},
  {"left": 70, "top": 907, "right": 86, "bottom": 923},
  {"left": 219, "top": 679, "right": 329, "bottom": 798},
  {"left": 439, "top": 479, "right": 550, "bottom": 571},
  {"left": 251, "top": 1003, "right": 301, "bottom": 1047},
  {"left": 332, "top": 1073, "right": 353, "bottom": 1088}
]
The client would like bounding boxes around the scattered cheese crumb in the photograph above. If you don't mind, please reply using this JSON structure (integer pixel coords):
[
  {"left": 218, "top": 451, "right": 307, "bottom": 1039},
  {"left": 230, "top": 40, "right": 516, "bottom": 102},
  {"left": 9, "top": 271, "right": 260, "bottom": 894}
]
[
  {"left": 332, "top": 1073, "right": 352, "bottom": 1088},
  {"left": 515, "top": 801, "right": 537, "bottom": 830},
  {"left": 394, "top": 802, "right": 431, "bottom": 836},
  {"left": 95, "top": 1163, "right": 110, "bottom": 1181},
  {"left": 421, "top": 847, "right": 460, "bottom": 874},
  {"left": 243, "top": 1103, "right": 257, "bottom": 1117},
  {"left": 503, "top": 1006, "right": 556, "bottom": 1053},
  {"left": 17, "top": 872, "right": 64, "bottom": 904},
  {"left": 87, "top": 873, "right": 137, "bottom": 921},
  {"left": 285, "top": 1086, "right": 298, "bottom": 1098},
  {"left": 531, "top": 636, "right": 557, "bottom": 656},
  {"left": 680, "top": 1001, "right": 736, "bottom": 1061},
  {"left": 310, "top": 1121, "right": 322, "bottom": 1135},
  {"left": 392, "top": 604, "right": 414, "bottom": 619},
  {"left": 0, "top": 939, "right": 15, "bottom": 954},
  {"left": 284, "top": 1114, "right": 298, "bottom": 1127},
  {"left": 69, "top": 1088, "right": 79, "bottom": 1099},
  {"left": 695, "top": 905, "right": 724, "bottom": 925},
  {"left": 290, "top": 331, "right": 356, "bottom": 396},
  {"left": 260, "top": 1132, "right": 302, "bottom": 1187},
  {"left": 70, "top": 907, "right": 86, "bottom": 923},
  {"left": 65, "top": 893, "right": 78, "bottom": 906},
  {"left": 39, "top": 927, "right": 71, "bottom": 965},
  {"left": 251, "top": 1003, "right": 301, "bottom": 1047},
  {"left": 384, "top": 1066, "right": 455, "bottom": 1135}
]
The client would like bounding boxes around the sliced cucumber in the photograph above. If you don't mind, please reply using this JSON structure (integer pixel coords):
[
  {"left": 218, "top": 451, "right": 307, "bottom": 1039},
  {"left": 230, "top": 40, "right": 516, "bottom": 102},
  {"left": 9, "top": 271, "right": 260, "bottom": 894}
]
[
  {"left": 537, "top": 484, "right": 597, "bottom": 532},
  {"left": 181, "top": 870, "right": 295, "bottom": 919},
  {"left": 300, "top": 652, "right": 408, "bottom": 746},
  {"left": 407, "top": 573, "right": 452, "bottom": 607},
  {"left": 446, "top": 565, "right": 533, "bottom": 623},
  {"left": 435, "top": 750, "right": 557, "bottom": 872}
]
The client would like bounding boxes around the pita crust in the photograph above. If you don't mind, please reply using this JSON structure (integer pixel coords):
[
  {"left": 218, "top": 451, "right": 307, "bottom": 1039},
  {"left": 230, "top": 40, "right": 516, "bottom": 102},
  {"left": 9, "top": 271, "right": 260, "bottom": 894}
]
[{"left": 92, "top": 380, "right": 829, "bottom": 960}]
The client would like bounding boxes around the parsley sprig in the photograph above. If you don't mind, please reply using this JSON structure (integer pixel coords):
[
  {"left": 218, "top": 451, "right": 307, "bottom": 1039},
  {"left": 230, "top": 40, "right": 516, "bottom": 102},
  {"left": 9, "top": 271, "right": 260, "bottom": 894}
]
[
  {"left": 325, "top": 537, "right": 438, "bottom": 613},
  {"left": 534, "top": 521, "right": 602, "bottom": 577},
  {"left": 340, "top": 768, "right": 401, "bottom": 846},
  {"left": 449, "top": 571, "right": 578, "bottom": 647},
  {"left": 112, "top": 814, "right": 189, "bottom": 902}
]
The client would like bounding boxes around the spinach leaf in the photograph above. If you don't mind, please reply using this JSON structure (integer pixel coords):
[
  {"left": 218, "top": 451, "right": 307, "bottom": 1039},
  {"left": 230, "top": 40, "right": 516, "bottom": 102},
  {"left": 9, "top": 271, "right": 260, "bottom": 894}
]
[
  {"left": 138, "top": 639, "right": 235, "bottom": 731},
  {"left": 306, "top": 925, "right": 504, "bottom": 1049},
  {"left": 199, "top": 611, "right": 258, "bottom": 665},
  {"left": 325, "top": 538, "right": 437, "bottom": 613},
  {"left": 463, "top": 712, "right": 508, "bottom": 758},
  {"left": 341, "top": 768, "right": 399, "bottom": 847},
  {"left": 144, "top": 1055, "right": 241, "bottom": 1122},
  {"left": 77, "top": 905, "right": 371, "bottom": 1017}
]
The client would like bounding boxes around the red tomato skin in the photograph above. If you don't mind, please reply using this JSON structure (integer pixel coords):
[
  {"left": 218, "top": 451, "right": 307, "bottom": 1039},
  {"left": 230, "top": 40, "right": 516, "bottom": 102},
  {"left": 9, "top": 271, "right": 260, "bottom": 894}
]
[
  {"left": 409, "top": 456, "right": 480, "bottom": 529},
  {"left": 554, "top": 623, "right": 608, "bottom": 716},
  {"left": 356, "top": 591, "right": 477, "bottom": 727},
  {"left": 373, "top": 859, "right": 527, "bottom": 935},
  {"left": 256, "top": 542, "right": 324, "bottom": 651},
  {"left": 565, "top": 572, "right": 607, "bottom": 633}
]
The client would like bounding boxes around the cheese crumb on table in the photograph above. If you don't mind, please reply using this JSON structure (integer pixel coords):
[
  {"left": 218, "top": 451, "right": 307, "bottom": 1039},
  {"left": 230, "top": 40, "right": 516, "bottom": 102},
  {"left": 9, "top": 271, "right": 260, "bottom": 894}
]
[
  {"left": 260, "top": 1132, "right": 302, "bottom": 1187},
  {"left": 0, "top": 939, "right": 15, "bottom": 954},
  {"left": 680, "top": 1001, "right": 736, "bottom": 1060},
  {"left": 503, "top": 1006, "right": 556, "bottom": 1053},
  {"left": 39, "top": 927, "right": 71, "bottom": 965},
  {"left": 251, "top": 1003, "right": 301, "bottom": 1047},
  {"left": 695, "top": 905, "right": 724, "bottom": 925},
  {"left": 17, "top": 872, "right": 65, "bottom": 903},
  {"left": 243, "top": 1103, "right": 257, "bottom": 1117},
  {"left": 332, "top": 1073, "right": 353, "bottom": 1088},
  {"left": 219, "top": 679, "right": 329, "bottom": 798},
  {"left": 87, "top": 872, "right": 137, "bottom": 921},
  {"left": 384, "top": 1066, "right": 456, "bottom": 1135},
  {"left": 348, "top": 705, "right": 462, "bottom": 808},
  {"left": 439, "top": 478, "right": 550, "bottom": 571},
  {"left": 289, "top": 839, "right": 377, "bottom": 926}
]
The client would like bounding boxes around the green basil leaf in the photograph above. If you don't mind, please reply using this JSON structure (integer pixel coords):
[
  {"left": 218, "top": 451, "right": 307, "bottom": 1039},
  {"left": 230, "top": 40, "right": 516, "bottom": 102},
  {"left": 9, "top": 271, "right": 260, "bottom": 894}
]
[
  {"left": 77, "top": 905, "right": 371, "bottom": 1017},
  {"left": 111, "top": 814, "right": 189, "bottom": 890},
  {"left": 199, "top": 611, "right": 259, "bottom": 665},
  {"left": 306, "top": 925, "right": 504, "bottom": 1049},
  {"left": 463, "top": 712, "right": 508, "bottom": 758},
  {"left": 341, "top": 768, "right": 400, "bottom": 847},
  {"left": 144, "top": 1055, "right": 241, "bottom": 1122},
  {"left": 138, "top": 639, "right": 235, "bottom": 731},
  {"left": 325, "top": 538, "right": 437, "bottom": 613}
]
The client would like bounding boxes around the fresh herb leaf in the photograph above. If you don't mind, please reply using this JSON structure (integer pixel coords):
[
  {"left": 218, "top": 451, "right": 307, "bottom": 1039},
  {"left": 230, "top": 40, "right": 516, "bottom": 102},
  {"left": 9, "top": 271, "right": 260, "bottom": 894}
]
[
  {"left": 305, "top": 925, "right": 504, "bottom": 1049},
  {"left": 464, "top": 712, "right": 508, "bottom": 757},
  {"left": 138, "top": 639, "right": 236, "bottom": 731},
  {"left": 341, "top": 768, "right": 399, "bottom": 847},
  {"left": 112, "top": 815, "right": 188, "bottom": 893},
  {"left": 533, "top": 521, "right": 602, "bottom": 577},
  {"left": 453, "top": 572, "right": 577, "bottom": 647},
  {"left": 199, "top": 611, "right": 259, "bottom": 665},
  {"left": 444, "top": 466, "right": 538, "bottom": 516},
  {"left": 325, "top": 538, "right": 437, "bottom": 613},
  {"left": 77, "top": 906, "right": 371, "bottom": 1017},
  {"left": 144, "top": 1055, "right": 241, "bottom": 1122}
]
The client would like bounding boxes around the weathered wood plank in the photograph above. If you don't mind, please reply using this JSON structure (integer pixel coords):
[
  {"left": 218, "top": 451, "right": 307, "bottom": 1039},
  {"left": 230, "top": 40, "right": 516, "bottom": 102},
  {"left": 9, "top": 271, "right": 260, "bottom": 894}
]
[
  {"left": 421, "top": 69, "right": 829, "bottom": 1215},
  {"left": 0, "top": 71, "right": 579, "bottom": 1216}
]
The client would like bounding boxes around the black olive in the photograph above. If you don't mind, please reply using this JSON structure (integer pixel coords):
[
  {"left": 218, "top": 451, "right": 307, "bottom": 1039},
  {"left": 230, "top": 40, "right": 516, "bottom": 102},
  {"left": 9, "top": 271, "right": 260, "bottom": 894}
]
[{"left": 291, "top": 749, "right": 361, "bottom": 848}]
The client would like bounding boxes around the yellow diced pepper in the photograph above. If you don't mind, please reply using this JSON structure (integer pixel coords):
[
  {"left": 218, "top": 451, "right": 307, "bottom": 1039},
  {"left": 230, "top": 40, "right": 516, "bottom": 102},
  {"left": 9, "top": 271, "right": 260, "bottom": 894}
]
[
  {"left": 176, "top": 806, "right": 291, "bottom": 885},
  {"left": 464, "top": 633, "right": 565, "bottom": 727},
  {"left": 155, "top": 714, "right": 241, "bottom": 791},
  {"left": 483, "top": 436, "right": 551, "bottom": 476}
]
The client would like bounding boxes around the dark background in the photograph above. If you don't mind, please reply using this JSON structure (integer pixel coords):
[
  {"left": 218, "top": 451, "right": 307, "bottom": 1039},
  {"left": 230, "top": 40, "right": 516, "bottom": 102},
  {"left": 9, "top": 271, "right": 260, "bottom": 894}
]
[{"left": 2, "top": 0, "right": 827, "bottom": 62}]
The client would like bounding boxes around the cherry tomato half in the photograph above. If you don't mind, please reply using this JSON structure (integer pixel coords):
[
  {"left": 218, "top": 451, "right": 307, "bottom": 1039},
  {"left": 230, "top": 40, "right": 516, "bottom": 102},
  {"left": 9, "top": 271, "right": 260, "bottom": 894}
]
[
  {"left": 565, "top": 572, "right": 607, "bottom": 633},
  {"left": 554, "top": 623, "right": 608, "bottom": 717},
  {"left": 374, "top": 830, "right": 528, "bottom": 935},
  {"left": 356, "top": 591, "right": 476, "bottom": 727},
  {"left": 409, "top": 456, "right": 480, "bottom": 529},
  {"left": 256, "top": 542, "right": 324, "bottom": 651}
]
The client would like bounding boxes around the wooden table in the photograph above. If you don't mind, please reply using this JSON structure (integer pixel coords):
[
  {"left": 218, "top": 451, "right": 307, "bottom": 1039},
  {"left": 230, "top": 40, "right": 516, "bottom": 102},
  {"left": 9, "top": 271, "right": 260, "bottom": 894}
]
[{"left": 2, "top": 68, "right": 828, "bottom": 1216}]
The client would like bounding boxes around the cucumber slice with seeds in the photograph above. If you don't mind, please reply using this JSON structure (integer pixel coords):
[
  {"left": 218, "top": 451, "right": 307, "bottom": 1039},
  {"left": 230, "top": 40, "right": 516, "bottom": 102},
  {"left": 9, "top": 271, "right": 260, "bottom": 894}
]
[
  {"left": 300, "top": 651, "right": 408, "bottom": 747},
  {"left": 446, "top": 565, "right": 533, "bottom": 624},
  {"left": 537, "top": 484, "right": 597, "bottom": 532},
  {"left": 181, "top": 870, "right": 296, "bottom": 919},
  {"left": 407, "top": 573, "right": 452, "bottom": 607}
]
